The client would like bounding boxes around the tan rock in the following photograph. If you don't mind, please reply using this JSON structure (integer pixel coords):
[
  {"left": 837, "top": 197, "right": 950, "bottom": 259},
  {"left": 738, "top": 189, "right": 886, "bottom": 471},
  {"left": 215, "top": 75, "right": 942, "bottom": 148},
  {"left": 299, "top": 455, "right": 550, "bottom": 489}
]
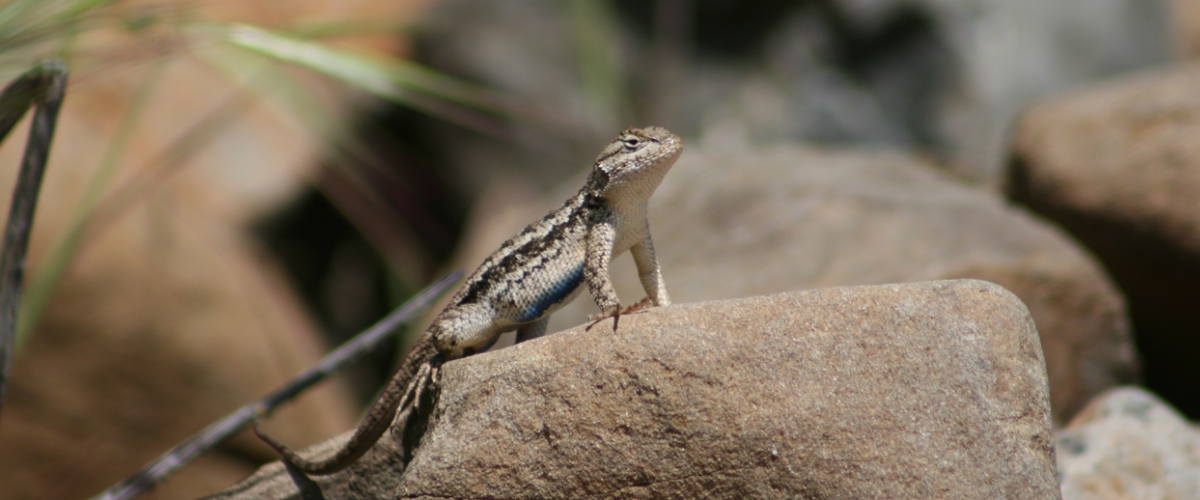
[
  {"left": 212, "top": 280, "right": 1060, "bottom": 500},
  {"left": 521, "top": 139, "right": 1130, "bottom": 424},
  {"left": 1057, "top": 386, "right": 1200, "bottom": 500},
  {"left": 1006, "top": 64, "right": 1200, "bottom": 418},
  {"left": 1172, "top": 0, "right": 1200, "bottom": 58},
  {"left": 1008, "top": 64, "right": 1200, "bottom": 255}
]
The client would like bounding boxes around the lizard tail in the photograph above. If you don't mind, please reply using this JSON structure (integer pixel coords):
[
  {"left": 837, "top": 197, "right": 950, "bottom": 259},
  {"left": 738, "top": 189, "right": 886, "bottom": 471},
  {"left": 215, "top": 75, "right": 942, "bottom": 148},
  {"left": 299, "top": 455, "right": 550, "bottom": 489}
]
[{"left": 254, "top": 338, "right": 439, "bottom": 476}]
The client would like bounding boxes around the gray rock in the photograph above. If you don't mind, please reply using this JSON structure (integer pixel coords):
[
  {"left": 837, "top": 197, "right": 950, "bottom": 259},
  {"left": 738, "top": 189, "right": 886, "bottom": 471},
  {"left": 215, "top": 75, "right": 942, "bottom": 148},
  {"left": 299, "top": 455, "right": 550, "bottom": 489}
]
[
  {"left": 1006, "top": 64, "right": 1200, "bottom": 418},
  {"left": 541, "top": 140, "right": 1133, "bottom": 424},
  {"left": 907, "top": 0, "right": 1172, "bottom": 180},
  {"left": 412, "top": 0, "right": 1171, "bottom": 187},
  {"left": 212, "top": 280, "right": 1060, "bottom": 499},
  {"left": 1057, "top": 387, "right": 1200, "bottom": 500}
]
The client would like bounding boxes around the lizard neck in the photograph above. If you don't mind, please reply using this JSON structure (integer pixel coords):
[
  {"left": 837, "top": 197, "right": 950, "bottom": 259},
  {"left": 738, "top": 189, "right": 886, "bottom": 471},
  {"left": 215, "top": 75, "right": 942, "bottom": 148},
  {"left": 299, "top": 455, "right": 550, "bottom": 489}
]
[{"left": 597, "top": 167, "right": 669, "bottom": 217}]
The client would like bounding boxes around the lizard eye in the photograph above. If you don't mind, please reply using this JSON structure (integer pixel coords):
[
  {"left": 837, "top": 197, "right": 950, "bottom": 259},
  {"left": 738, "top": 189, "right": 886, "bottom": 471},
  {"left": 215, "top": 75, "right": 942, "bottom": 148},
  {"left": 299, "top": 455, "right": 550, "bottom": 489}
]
[{"left": 622, "top": 137, "right": 640, "bottom": 148}]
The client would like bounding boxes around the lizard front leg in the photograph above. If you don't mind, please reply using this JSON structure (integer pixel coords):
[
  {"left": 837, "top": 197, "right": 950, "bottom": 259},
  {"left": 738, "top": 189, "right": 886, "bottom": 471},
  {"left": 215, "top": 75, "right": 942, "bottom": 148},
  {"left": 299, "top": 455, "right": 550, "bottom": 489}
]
[
  {"left": 629, "top": 231, "right": 670, "bottom": 313},
  {"left": 583, "top": 210, "right": 623, "bottom": 331},
  {"left": 597, "top": 232, "right": 670, "bottom": 320}
]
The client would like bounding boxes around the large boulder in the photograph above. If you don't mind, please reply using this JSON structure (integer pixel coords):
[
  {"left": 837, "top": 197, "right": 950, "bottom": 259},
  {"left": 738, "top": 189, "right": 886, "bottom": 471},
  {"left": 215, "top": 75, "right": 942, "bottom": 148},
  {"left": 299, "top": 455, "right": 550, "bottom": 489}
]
[
  {"left": 1006, "top": 63, "right": 1200, "bottom": 418},
  {"left": 211, "top": 280, "right": 1060, "bottom": 499},
  {"left": 532, "top": 138, "right": 1133, "bottom": 424}
]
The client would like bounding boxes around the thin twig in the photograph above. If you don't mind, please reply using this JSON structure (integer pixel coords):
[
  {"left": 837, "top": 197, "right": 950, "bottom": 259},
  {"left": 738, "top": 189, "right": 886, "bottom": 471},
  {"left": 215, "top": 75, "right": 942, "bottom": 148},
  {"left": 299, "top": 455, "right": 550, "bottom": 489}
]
[
  {"left": 88, "top": 270, "right": 463, "bottom": 500},
  {"left": 0, "top": 59, "right": 66, "bottom": 415}
]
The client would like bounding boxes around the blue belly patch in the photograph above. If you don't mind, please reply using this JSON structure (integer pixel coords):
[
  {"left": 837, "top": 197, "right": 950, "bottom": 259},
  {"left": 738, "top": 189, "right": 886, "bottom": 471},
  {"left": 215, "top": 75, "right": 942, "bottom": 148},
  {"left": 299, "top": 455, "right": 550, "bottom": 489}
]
[{"left": 519, "top": 265, "right": 584, "bottom": 322}]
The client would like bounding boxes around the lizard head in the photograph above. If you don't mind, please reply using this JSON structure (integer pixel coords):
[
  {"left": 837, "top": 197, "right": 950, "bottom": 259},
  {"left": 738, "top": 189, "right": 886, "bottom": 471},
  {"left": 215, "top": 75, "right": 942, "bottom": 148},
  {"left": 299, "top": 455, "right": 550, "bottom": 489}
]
[{"left": 588, "top": 126, "right": 683, "bottom": 199}]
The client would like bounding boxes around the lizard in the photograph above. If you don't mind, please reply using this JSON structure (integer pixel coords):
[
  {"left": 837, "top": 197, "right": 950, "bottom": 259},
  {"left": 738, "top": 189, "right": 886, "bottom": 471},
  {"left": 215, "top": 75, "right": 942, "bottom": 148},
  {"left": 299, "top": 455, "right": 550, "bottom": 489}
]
[{"left": 254, "top": 126, "right": 683, "bottom": 475}]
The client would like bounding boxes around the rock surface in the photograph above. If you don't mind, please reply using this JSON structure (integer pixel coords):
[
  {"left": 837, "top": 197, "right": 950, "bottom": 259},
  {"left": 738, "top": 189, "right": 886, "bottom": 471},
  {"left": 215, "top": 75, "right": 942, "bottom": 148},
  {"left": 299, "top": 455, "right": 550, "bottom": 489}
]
[
  {"left": 526, "top": 140, "right": 1133, "bottom": 424},
  {"left": 1057, "top": 387, "right": 1200, "bottom": 500},
  {"left": 1006, "top": 63, "right": 1200, "bottom": 418},
  {"left": 212, "top": 280, "right": 1060, "bottom": 499}
]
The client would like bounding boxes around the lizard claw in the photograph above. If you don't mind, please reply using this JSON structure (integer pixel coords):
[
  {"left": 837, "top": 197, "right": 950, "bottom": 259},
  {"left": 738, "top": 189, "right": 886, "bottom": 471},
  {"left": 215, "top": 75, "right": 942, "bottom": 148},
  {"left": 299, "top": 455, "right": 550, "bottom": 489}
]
[
  {"left": 586, "top": 298, "right": 657, "bottom": 332},
  {"left": 586, "top": 306, "right": 621, "bottom": 332},
  {"left": 429, "top": 364, "right": 442, "bottom": 388}
]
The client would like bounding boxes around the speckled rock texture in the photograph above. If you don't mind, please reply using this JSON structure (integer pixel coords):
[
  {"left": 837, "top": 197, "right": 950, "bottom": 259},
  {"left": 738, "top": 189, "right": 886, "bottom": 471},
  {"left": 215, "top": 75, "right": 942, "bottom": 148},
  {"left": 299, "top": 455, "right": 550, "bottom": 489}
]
[
  {"left": 1006, "top": 64, "right": 1200, "bottom": 418},
  {"left": 1057, "top": 387, "right": 1200, "bottom": 500},
  {"left": 210, "top": 280, "right": 1060, "bottom": 500}
]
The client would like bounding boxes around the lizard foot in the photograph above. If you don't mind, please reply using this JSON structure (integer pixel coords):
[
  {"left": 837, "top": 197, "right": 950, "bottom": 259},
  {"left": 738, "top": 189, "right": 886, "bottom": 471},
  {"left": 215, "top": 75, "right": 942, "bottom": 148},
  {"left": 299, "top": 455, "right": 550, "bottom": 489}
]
[
  {"left": 411, "top": 357, "right": 445, "bottom": 412},
  {"left": 586, "top": 298, "right": 657, "bottom": 332},
  {"left": 429, "top": 363, "right": 442, "bottom": 388},
  {"left": 391, "top": 360, "right": 440, "bottom": 436},
  {"left": 586, "top": 306, "right": 621, "bottom": 332},
  {"left": 410, "top": 362, "right": 434, "bottom": 410},
  {"left": 621, "top": 297, "right": 655, "bottom": 315}
]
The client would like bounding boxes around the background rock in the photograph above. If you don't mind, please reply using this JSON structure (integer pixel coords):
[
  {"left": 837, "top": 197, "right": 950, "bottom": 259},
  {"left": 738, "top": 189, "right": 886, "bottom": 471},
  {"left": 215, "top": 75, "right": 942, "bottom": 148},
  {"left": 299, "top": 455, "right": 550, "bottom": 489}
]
[
  {"left": 409, "top": 0, "right": 1172, "bottom": 191},
  {"left": 213, "top": 280, "right": 1060, "bottom": 499},
  {"left": 1006, "top": 63, "right": 1200, "bottom": 418},
  {"left": 453, "top": 137, "right": 1134, "bottom": 424},
  {"left": 1171, "top": 0, "right": 1200, "bottom": 57},
  {"left": 1057, "top": 386, "right": 1200, "bottom": 500},
  {"left": 0, "top": 205, "right": 359, "bottom": 500}
]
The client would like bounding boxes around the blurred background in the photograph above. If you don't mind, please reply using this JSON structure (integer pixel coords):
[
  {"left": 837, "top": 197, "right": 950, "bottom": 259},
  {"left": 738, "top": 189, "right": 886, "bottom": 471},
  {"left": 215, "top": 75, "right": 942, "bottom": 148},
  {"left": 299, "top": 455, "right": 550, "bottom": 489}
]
[{"left": 0, "top": 0, "right": 1195, "bottom": 498}]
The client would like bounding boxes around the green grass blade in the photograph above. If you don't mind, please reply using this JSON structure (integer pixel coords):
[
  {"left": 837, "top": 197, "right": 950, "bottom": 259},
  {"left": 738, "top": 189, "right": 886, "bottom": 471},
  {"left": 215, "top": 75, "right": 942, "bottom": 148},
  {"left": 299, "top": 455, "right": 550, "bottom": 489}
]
[
  {"left": 193, "top": 42, "right": 437, "bottom": 289},
  {"left": 0, "top": 0, "right": 114, "bottom": 53},
  {"left": 51, "top": 0, "right": 119, "bottom": 21},
  {"left": 0, "top": 0, "right": 45, "bottom": 30},
  {"left": 216, "top": 23, "right": 520, "bottom": 118}
]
